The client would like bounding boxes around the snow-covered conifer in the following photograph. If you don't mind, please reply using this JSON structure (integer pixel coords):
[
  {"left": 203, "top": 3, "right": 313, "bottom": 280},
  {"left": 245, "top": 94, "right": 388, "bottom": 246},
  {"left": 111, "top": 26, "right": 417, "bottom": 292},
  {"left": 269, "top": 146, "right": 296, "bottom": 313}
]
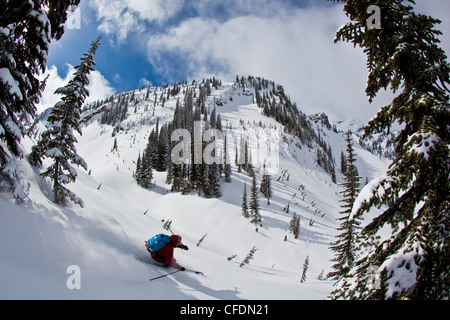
[
  {"left": 139, "top": 150, "right": 153, "bottom": 189},
  {"left": 242, "top": 182, "right": 249, "bottom": 218},
  {"left": 328, "top": 131, "right": 361, "bottom": 281},
  {"left": 289, "top": 213, "right": 300, "bottom": 239},
  {"left": 209, "top": 162, "right": 221, "bottom": 198},
  {"left": 1, "top": 0, "right": 80, "bottom": 199},
  {"left": 300, "top": 254, "right": 309, "bottom": 283},
  {"left": 30, "top": 36, "right": 101, "bottom": 207},
  {"left": 260, "top": 164, "right": 272, "bottom": 199},
  {"left": 330, "top": 0, "right": 450, "bottom": 299},
  {"left": 224, "top": 135, "right": 231, "bottom": 183},
  {"left": 250, "top": 174, "right": 261, "bottom": 224},
  {"left": 240, "top": 246, "right": 257, "bottom": 267}
]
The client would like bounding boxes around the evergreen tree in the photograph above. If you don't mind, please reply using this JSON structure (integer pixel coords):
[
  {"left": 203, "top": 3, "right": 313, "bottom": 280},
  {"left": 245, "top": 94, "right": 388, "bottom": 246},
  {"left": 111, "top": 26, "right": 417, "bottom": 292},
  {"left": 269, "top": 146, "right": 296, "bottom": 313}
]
[
  {"left": 235, "top": 145, "right": 240, "bottom": 172},
  {"left": 1, "top": 0, "right": 80, "bottom": 199},
  {"left": 260, "top": 164, "right": 272, "bottom": 199},
  {"left": 205, "top": 128, "right": 221, "bottom": 198},
  {"left": 209, "top": 162, "right": 221, "bottom": 197},
  {"left": 197, "top": 233, "right": 207, "bottom": 247},
  {"left": 240, "top": 246, "right": 258, "bottom": 268},
  {"left": 210, "top": 106, "right": 216, "bottom": 129},
  {"left": 237, "top": 135, "right": 246, "bottom": 172},
  {"left": 250, "top": 174, "right": 261, "bottom": 224},
  {"left": 283, "top": 202, "right": 290, "bottom": 214},
  {"left": 340, "top": 151, "right": 347, "bottom": 174},
  {"left": 216, "top": 114, "right": 222, "bottom": 132},
  {"left": 181, "top": 163, "right": 191, "bottom": 195},
  {"left": 224, "top": 135, "right": 232, "bottom": 183},
  {"left": 201, "top": 140, "right": 211, "bottom": 198},
  {"left": 245, "top": 141, "right": 254, "bottom": 175},
  {"left": 145, "top": 84, "right": 151, "bottom": 100},
  {"left": 329, "top": 0, "right": 450, "bottom": 299},
  {"left": 290, "top": 213, "right": 300, "bottom": 239},
  {"left": 242, "top": 182, "right": 249, "bottom": 218},
  {"left": 261, "top": 175, "right": 272, "bottom": 199},
  {"left": 148, "top": 127, "right": 159, "bottom": 169},
  {"left": 156, "top": 123, "right": 169, "bottom": 171},
  {"left": 171, "top": 163, "right": 182, "bottom": 191},
  {"left": 300, "top": 254, "right": 309, "bottom": 283},
  {"left": 30, "top": 36, "right": 101, "bottom": 207},
  {"left": 135, "top": 152, "right": 142, "bottom": 185},
  {"left": 328, "top": 131, "right": 361, "bottom": 281},
  {"left": 139, "top": 149, "right": 153, "bottom": 189},
  {"left": 162, "top": 219, "right": 172, "bottom": 232},
  {"left": 112, "top": 137, "right": 118, "bottom": 151}
]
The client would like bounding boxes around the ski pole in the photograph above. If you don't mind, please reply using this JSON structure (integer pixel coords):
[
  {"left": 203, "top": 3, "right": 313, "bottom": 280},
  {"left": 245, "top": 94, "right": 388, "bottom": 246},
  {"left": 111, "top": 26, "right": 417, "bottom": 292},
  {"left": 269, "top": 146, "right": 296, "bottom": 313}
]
[{"left": 149, "top": 269, "right": 181, "bottom": 281}]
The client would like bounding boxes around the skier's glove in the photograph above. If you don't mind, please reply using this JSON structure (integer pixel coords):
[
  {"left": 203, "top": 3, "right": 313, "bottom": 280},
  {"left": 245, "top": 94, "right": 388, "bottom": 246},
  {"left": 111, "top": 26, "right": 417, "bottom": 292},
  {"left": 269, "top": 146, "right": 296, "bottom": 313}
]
[
  {"left": 184, "top": 246, "right": 189, "bottom": 251},
  {"left": 180, "top": 267, "right": 185, "bottom": 271}
]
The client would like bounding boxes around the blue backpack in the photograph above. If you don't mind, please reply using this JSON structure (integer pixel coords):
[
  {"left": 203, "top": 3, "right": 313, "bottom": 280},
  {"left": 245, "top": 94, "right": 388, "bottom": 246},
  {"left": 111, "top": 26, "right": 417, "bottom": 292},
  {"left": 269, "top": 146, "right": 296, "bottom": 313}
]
[{"left": 146, "top": 234, "right": 172, "bottom": 254}]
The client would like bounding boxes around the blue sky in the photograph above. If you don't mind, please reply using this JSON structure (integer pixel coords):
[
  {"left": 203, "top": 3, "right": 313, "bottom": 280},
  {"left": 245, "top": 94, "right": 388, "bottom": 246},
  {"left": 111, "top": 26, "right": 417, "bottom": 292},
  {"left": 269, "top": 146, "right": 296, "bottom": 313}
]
[{"left": 40, "top": 0, "right": 450, "bottom": 122}]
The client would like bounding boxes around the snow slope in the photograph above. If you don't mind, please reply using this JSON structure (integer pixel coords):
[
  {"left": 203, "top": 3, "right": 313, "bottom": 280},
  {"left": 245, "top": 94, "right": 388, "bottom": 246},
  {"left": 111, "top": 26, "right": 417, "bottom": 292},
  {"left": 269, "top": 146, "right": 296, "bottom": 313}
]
[{"left": 0, "top": 80, "right": 389, "bottom": 299}]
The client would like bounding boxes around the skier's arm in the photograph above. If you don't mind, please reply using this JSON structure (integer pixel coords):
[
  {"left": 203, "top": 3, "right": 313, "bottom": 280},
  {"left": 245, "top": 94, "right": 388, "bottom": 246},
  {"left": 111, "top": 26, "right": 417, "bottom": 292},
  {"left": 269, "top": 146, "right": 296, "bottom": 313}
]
[{"left": 176, "top": 242, "right": 189, "bottom": 250}]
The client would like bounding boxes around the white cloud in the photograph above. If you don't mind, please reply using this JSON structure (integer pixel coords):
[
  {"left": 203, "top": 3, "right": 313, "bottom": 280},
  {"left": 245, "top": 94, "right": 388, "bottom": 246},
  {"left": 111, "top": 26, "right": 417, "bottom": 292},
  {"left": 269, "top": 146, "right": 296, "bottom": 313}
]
[
  {"left": 89, "top": 0, "right": 142, "bottom": 43},
  {"left": 414, "top": 0, "right": 450, "bottom": 55},
  {"left": 144, "top": 5, "right": 380, "bottom": 121},
  {"left": 190, "top": 0, "right": 277, "bottom": 19},
  {"left": 89, "top": 0, "right": 183, "bottom": 43},
  {"left": 37, "top": 64, "right": 115, "bottom": 113},
  {"left": 89, "top": 0, "right": 450, "bottom": 122},
  {"left": 143, "top": 0, "right": 450, "bottom": 122},
  {"left": 113, "top": 73, "right": 122, "bottom": 83},
  {"left": 86, "top": 68, "right": 116, "bottom": 102},
  {"left": 139, "top": 78, "right": 152, "bottom": 87},
  {"left": 125, "top": 0, "right": 183, "bottom": 22}
]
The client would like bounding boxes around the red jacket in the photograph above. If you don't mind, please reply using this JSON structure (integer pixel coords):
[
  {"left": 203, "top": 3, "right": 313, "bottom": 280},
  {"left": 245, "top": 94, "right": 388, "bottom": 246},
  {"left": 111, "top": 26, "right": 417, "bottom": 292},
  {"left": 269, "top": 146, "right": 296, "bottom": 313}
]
[{"left": 151, "top": 235, "right": 188, "bottom": 270}]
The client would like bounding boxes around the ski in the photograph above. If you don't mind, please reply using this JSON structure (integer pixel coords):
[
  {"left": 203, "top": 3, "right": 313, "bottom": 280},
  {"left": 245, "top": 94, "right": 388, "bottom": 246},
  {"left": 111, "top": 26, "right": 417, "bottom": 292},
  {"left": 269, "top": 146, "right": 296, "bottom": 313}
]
[
  {"left": 149, "top": 269, "right": 182, "bottom": 281},
  {"left": 185, "top": 268, "right": 204, "bottom": 275},
  {"left": 149, "top": 268, "right": 203, "bottom": 281}
]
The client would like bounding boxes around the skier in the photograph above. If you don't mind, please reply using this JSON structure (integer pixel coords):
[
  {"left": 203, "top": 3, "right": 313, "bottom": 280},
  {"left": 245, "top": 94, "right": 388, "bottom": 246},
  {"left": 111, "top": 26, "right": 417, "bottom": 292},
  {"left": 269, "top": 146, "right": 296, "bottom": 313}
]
[{"left": 148, "top": 234, "right": 189, "bottom": 270}]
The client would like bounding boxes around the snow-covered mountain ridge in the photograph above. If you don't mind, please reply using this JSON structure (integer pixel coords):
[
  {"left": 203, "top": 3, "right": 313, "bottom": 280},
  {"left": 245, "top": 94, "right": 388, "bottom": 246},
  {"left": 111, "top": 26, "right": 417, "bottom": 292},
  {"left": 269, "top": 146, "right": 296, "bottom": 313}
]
[
  {"left": 0, "top": 77, "right": 389, "bottom": 299},
  {"left": 332, "top": 117, "right": 398, "bottom": 161}
]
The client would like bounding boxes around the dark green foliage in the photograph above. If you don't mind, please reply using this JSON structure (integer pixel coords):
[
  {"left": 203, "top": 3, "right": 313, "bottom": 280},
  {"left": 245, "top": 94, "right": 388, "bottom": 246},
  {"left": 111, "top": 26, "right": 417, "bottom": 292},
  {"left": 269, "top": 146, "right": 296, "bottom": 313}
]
[
  {"left": 300, "top": 254, "right": 309, "bottom": 283},
  {"left": 135, "top": 80, "right": 226, "bottom": 198},
  {"left": 260, "top": 164, "right": 272, "bottom": 199},
  {"left": 289, "top": 213, "right": 300, "bottom": 239},
  {"left": 100, "top": 93, "right": 128, "bottom": 125},
  {"left": 1, "top": 0, "right": 79, "bottom": 199},
  {"left": 250, "top": 174, "right": 261, "bottom": 224},
  {"left": 223, "top": 135, "right": 231, "bottom": 183},
  {"left": 340, "top": 151, "right": 347, "bottom": 174},
  {"left": 242, "top": 182, "right": 249, "bottom": 218},
  {"left": 136, "top": 149, "right": 153, "bottom": 189},
  {"left": 197, "top": 233, "right": 207, "bottom": 247},
  {"left": 328, "top": 131, "right": 361, "bottom": 281},
  {"left": 240, "top": 246, "right": 258, "bottom": 267},
  {"left": 227, "top": 254, "right": 237, "bottom": 261},
  {"left": 30, "top": 36, "right": 101, "bottom": 207},
  {"left": 329, "top": 0, "right": 450, "bottom": 300},
  {"left": 162, "top": 219, "right": 172, "bottom": 231}
]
